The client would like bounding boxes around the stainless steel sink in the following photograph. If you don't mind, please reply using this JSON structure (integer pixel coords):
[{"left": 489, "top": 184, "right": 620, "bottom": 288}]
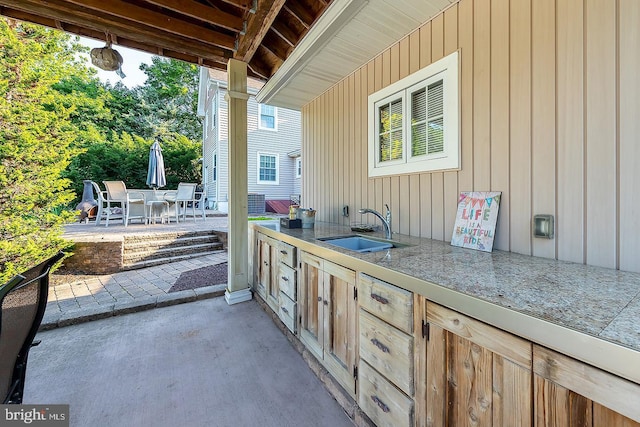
[{"left": 317, "top": 235, "right": 393, "bottom": 253}]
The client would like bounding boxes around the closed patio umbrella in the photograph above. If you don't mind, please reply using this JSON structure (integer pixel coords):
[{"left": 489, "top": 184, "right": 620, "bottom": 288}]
[{"left": 146, "top": 141, "right": 166, "bottom": 190}]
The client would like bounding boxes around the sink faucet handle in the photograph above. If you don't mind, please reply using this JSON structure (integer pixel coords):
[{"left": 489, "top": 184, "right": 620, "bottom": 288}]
[{"left": 384, "top": 204, "right": 392, "bottom": 236}]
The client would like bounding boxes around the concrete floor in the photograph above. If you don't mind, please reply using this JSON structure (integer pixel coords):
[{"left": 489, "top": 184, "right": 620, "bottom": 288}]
[{"left": 25, "top": 298, "right": 354, "bottom": 427}]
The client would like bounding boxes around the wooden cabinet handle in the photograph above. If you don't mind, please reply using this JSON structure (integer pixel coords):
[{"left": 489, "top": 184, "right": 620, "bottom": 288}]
[
  {"left": 281, "top": 276, "right": 289, "bottom": 281},
  {"left": 323, "top": 299, "right": 328, "bottom": 306},
  {"left": 370, "top": 293, "right": 389, "bottom": 304},
  {"left": 281, "top": 306, "right": 289, "bottom": 314},
  {"left": 264, "top": 261, "right": 269, "bottom": 266},
  {"left": 371, "top": 395, "right": 390, "bottom": 413},
  {"left": 370, "top": 338, "right": 390, "bottom": 353},
  {"left": 280, "top": 250, "right": 288, "bottom": 254}
]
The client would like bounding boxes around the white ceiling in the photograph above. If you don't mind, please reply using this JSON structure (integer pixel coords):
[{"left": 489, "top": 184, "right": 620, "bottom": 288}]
[{"left": 257, "top": 0, "right": 458, "bottom": 110}]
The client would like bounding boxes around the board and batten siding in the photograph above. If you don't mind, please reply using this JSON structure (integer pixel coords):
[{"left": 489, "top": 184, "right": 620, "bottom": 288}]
[{"left": 301, "top": 0, "right": 640, "bottom": 272}]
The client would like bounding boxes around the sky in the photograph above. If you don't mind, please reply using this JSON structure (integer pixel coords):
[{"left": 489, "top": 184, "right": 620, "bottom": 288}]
[{"left": 78, "top": 37, "right": 154, "bottom": 88}]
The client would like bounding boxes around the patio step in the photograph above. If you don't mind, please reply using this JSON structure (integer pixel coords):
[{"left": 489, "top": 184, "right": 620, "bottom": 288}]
[
  {"left": 123, "top": 242, "right": 224, "bottom": 264},
  {"left": 124, "top": 234, "right": 220, "bottom": 254},
  {"left": 121, "top": 250, "right": 226, "bottom": 271},
  {"left": 121, "top": 230, "right": 224, "bottom": 269}
]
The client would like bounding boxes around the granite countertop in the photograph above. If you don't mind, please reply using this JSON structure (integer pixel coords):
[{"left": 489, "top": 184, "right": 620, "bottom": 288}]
[{"left": 253, "top": 221, "right": 640, "bottom": 384}]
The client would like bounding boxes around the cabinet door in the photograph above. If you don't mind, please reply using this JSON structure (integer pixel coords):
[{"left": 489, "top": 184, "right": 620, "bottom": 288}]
[
  {"left": 299, "top": 252, "right": 324, "bottom": 360},
  {"left": 256, "top": 234, "right": 279, "bottom": 312},
  {"left": 418, "top": 301, "right": 533, "bottom": 427},
  {"left": 323, "top": 261, "right": 357, "bottom": 397},
  {"left": 255, "top": 234, "right": 270, "bottom": 299},
  {"left": 265, "top": 241, "right": 279, "bottom": 312},
  {"left": 533, "top": 345, "right": 640, "bottom": 426}
]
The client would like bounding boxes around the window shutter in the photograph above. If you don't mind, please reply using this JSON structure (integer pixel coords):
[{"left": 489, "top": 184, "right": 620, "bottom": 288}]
[{"left": 427, "top": 80, "right": 444, "bottom": 154}]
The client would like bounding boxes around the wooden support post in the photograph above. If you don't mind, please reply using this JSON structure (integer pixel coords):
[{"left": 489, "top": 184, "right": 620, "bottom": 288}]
[{"left": 225, "top": 59, "right": 252, "bottom": 305}]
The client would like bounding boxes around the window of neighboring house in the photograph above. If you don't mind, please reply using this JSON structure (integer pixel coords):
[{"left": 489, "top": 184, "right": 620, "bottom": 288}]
[
  {"left": 295, "top": 157, "right": 302, "bottom": 178},
  {"left": 258, "top": 104, "right": 277, "bottom": 131},
  {"left": 257, "top": 153, "right": 279, "bottom": 184},
  {"left": 368, "top": 51, "right": 459, "bottom": 177},
  {"left": 210, "top": 97, "right": 216, "bottom": 131},
  {"left": 212, "top": 154, "right": 217, "bottom": 181}
]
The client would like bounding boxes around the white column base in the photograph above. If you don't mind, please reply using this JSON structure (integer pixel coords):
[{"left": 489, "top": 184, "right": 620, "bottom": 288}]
[{"left": 225, "top": 288, "right": 253, "bottom": 305}]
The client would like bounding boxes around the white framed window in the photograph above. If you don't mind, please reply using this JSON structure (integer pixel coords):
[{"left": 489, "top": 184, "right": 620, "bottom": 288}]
[
  {"left": 257, "top": 152, "right": 279, "bottom": 184},
  {"left": 295, "top": 157, "right": 302, "bottom": 178},
  {"left": 368, "top": 51, "right": 459, "bottom": 177},
  {"left": 210, "top": 97, "right": 216, "bottom": 131},
  {"left": 258, "top": 104, "right": 278, "bottom": 131},
  {"left": 212, "top": 154, "right": 217, "bottom": 181}
]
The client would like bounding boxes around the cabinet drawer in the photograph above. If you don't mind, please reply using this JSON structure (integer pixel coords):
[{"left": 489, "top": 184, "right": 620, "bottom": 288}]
[
  {"left": 279, "top": 292, "right": 297, "bottom": 333},
  {"left": 359, "top": 361, "right": 413, "bottom": 427},
  {"left": 359, "top": 309, "right": 414, "bottom": 396},
  {"left": 278, "top": 264, "right": 296, "bottom": 299},
  {"left": 358, "top": 274, "right": 413, "bottom": 333},
  {"left": 278, "top": 242, "right": 296, "bottom": 267}
]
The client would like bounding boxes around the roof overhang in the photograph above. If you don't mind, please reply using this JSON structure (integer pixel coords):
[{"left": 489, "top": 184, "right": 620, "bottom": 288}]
[{"left": 257, "top": 0, "right": 459, "bottom": 110}]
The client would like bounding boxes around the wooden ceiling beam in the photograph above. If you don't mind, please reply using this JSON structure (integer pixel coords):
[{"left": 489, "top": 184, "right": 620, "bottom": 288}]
[
  {"left": 0, "top": 0, "right": 230, "bottom": 62},
  {"left": 213, "top": 0, "right": 253, "bottom": 11},
  {"left": 143, "top": 0, "right": 244, "bottom": 32},
  {"left": 283, "top": 3, "right": 315, "bottom": 28},
  {"left": 64, "top": 0, "right": 237, "bottom": 50},
  {"left": 270, "top": 18, "right": 298, "bottom": 47},
  {"left": 234, "top": 0, "right": 286, "bottom": 62},
  {"left": 261, "top": 29, "right": 290, "bottom": 62},
  {"left": 0, "top": 8, "right": 222, "bottom": 72},
  {"left": 247, "top": 53, "right": 271, "bottom": 80}
]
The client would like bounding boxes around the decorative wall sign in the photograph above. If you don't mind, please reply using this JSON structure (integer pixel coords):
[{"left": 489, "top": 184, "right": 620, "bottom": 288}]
[{"left": 451, "top": 191, "right": 501, "bottom": 252}]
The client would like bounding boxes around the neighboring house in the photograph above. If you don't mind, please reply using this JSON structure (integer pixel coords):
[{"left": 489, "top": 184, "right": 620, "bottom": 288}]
[{"left": 197, "top": 68, "right": 301, "bottom": 213}]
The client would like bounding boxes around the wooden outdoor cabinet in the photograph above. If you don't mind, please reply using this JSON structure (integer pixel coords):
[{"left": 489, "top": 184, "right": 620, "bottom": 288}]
[
  {"left": 254, "top": 229, "right": 640, "bottom": 427},
  {"left": 533, "top": 345, "right": 640, "bottom": 427},
  {"left": 277, "top": 242, "right": 297, "bottom": 333},
  {"left": 358, "top": 274, "right": 415, "bottom": 427},
  {"left": 255, "top": 233, "right": 279, "bottom": 312},
  {"left": 299, "top": 251, "right": 358, "bottom": 397},
  {"left": 416, "top": 300, "right": 534, "bottom": 426}
]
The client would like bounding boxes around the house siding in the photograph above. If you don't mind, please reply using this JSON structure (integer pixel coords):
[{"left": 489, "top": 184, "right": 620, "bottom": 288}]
[
  {"left": 216, "top": 88, "right": 301, "bottom": 202},
  {"left": 200, "top": 71, "right": 302, "bottom": 209},
  {"left": 302, "top": 0, "right": 640, "bottom": 272},
  {"left": 202, "top": 83, "right": 219, "bottom": 206}
]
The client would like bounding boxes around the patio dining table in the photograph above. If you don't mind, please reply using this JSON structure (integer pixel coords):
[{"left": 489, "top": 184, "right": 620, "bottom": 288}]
[{"left": 127, "top": 189, "right": 206, "bottom": 223}]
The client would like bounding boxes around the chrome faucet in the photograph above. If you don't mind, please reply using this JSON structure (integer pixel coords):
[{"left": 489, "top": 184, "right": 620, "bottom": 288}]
[{"left": 359, "top": 204, "right": 392, "bottom": 239}]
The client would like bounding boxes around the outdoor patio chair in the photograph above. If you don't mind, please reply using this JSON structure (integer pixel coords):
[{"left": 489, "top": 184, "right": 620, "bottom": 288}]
[
  {"left": 0, "top": 252, "right": 65, "bottom": 404},
  {"left": 103, "top": 181, "right": 146, "bottom": 227},
  {"left": 91, "top": 181, "right": 109, "bottom": 225},
  {"left": 164, "top": 183, "right": 198, "bottom": 222}
]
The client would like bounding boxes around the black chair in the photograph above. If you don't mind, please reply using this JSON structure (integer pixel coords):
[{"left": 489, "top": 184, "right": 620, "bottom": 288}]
[{"left": 0, "top": 252, "right": 64, "bottom": 404}]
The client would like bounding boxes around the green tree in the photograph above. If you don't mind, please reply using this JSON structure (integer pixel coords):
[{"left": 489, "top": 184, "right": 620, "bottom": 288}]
[
  {"left": 63, "top": 56, "right": 202, "bottom": 200},
  {"left": 103, "top": 82, "right": 153, "bottom": 139},
  {"left": 161, "top": 133, "right": 202, "bottom": 188},
  {"left": 139, "top": 57, "right": 202, "bottom": 141},
  {"left": 0, "top": 19, "right": 90, "bottom": 281}
]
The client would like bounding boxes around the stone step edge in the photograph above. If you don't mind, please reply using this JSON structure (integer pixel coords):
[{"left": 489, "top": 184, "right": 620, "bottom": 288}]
[
  {"left": 40, "top": 284, "right": 228, "bottom": 331},
  {"left": 122, "top": 230, "right": 218, "bottom": 243},
  {"left": 123, "top": 235, "right": 220, "bottom": 252},
  {"left": 122, "top": 250, "right": 225, "bottom": 270},
  {"left": 123, "top": 243, "right": 224, "bottom": 262}
]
